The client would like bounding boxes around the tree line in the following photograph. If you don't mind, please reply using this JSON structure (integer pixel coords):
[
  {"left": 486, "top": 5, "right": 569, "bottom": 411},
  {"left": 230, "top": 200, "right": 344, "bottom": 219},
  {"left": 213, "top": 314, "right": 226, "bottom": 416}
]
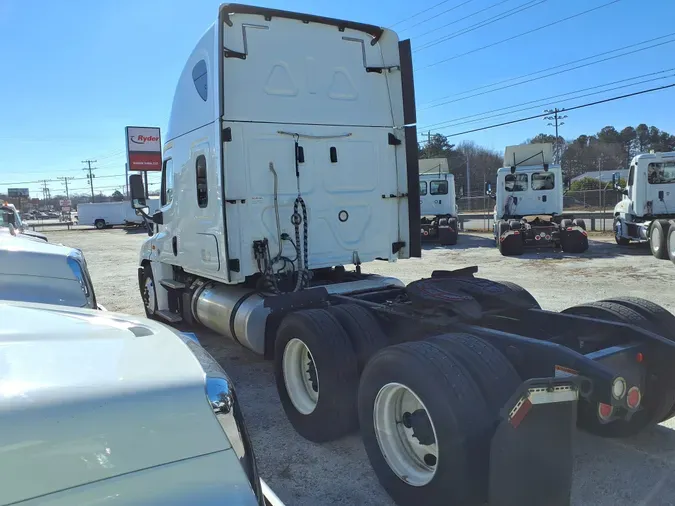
[{"left": 420, "top": 123, "right": 675, "bottom": 196}]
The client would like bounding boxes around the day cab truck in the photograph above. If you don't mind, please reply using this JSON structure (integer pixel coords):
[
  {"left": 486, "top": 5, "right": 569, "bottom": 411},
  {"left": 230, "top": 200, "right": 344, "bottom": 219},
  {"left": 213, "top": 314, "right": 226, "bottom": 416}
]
[
  {"left": 129, "top": 5, "right": 675, "bottom": 506},
  {"left": 613, "top": 151, "right": 675, "bottom": 264},
  {"left": 419, "top": 172, "right": 459, "bottom": 246},
  {"left": 490, "top": 144, "right": 588, "bottom": 256}
]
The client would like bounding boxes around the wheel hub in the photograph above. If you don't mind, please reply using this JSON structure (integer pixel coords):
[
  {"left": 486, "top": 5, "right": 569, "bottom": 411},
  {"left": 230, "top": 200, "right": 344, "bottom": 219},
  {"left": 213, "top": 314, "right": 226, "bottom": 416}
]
[
  {"left": 374, "top": 382, "right": 439, "bottom": 487},
  {"left": 143, "top": 277, "right": 156, "bottom": 312},
  {"left": 282, "top": 338, "right": 320, "bottom": 415}
]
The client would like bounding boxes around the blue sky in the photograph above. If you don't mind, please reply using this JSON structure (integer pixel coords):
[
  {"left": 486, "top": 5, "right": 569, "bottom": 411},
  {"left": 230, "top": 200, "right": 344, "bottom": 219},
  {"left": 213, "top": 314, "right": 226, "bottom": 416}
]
[{"left": 1, "top": 0, "right": 674, "bottom": 197}]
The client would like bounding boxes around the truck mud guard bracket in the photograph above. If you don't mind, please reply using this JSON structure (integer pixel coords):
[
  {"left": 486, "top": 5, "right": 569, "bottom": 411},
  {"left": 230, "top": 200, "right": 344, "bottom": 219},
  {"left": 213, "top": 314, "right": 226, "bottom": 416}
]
[{"left": 489, "top": 377, "right": 578, "bottom": 506}]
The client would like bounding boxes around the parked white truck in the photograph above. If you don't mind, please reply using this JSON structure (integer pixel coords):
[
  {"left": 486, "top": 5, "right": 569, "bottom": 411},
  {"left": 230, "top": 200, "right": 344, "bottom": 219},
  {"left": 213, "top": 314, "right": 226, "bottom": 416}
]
[
  {"left": 490, "top": 144, "right": 588, "bottom": 256},
  {"left": 419, "top": 172, "right": 459, "bottom": 245},
  {"left": 612, "top": 151, "right": 675, "bottom": 264},
  {"left": 128, "top": 5, "right": 675, "bottom": 506},
  {"left": 77, "top": 199, "right": 160, "bottom": 229}
]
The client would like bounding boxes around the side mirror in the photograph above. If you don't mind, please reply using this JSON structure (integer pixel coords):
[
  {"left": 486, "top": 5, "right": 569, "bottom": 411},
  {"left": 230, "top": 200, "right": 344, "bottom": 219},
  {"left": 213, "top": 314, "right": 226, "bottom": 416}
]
[
  {"left": 484, "top": 182, "right": 492, "bottom": 195},
  {"left": 129, "top": 174, "right": 147, "bottom": 209},
  {"left": 543, "top": 163, "right": 549, "bottom": 172},
  {"left": 510, "top": 166, "right": 516, "bottom": 174}
]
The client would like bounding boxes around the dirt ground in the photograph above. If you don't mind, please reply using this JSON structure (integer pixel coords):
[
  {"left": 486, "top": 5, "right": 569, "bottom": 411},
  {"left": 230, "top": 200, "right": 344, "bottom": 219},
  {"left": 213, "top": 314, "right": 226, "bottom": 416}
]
[{"left": 45, "top": 228, "right": 675, "bottom": 506}]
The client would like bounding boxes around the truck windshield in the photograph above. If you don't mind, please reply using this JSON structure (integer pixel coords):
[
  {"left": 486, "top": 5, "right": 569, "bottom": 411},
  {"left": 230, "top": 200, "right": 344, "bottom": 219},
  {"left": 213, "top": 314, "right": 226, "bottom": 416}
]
[
  {"left": 505, "top": 173, "right": 528, "bottom": 192},
  {"left": 648, "top": 162, "right": 675, "bottom": 184},
  {"left": 0, "top": 207, "right": 19, "bottom": 228}
]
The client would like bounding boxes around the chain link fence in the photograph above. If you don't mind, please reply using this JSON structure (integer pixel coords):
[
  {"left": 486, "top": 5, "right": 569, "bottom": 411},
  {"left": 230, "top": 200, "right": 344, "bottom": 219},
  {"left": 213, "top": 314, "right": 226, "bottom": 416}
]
[{"left": 456, "top": 189, "right": 623, "bottom": 213}]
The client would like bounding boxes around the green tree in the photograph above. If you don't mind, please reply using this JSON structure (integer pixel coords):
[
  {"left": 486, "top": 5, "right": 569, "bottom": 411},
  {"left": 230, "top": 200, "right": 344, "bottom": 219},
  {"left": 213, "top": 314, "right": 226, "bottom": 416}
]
[{"left": 111, "top": 190, "right": 125, "bottom": 202}]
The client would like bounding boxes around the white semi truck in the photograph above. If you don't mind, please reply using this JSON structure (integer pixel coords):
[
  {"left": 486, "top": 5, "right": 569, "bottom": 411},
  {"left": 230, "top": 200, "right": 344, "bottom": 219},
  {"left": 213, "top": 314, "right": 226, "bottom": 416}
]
[
  {"left": 128, "top": 5, "right": 675, "bottom": 506},
  {"left": 490, "top": 144, "right": 588, "bottom": 256},
  {"left": 612, "top": 151, "right": 675, "bottom": 264},
  {"left": 419, "top": 172, "right": 459, "bottom": 245}
]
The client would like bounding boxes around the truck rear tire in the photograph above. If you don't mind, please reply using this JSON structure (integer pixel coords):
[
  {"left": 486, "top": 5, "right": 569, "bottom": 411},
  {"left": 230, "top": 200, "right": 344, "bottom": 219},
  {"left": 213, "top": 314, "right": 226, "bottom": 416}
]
[
  {"left": 429, "top": 333, "right": 521, "bottom": 415},
  {"left": 560, "top": 218, "right": 573, "bottom": 229},
  {"left": 358, "top": 341, "right": 492, "bottom": 506},
  {"left": 649, "top": 220, "right": 670, "bottom": 260},
  {"left": 438, "top": 217, "right": 458, "bottom": 246},
  {"left": 668, "top": 221, "right": 675, "bottom": 264},
  {"left": 572, "top": 218, "right": 586, "bottom": 230},
  {"left": 275, "top": 308, "right": 359, "bottom": 442},
  {"left": 326, "top": 304, "right": 389, "bottom": 373},
  {"left": 560, "top": 230, "right": 588, "bottom": 253},
  {"left": 94, "top": 219, "right": 106, "bottom": 230},
  {"left": 496, "top": 220, "right": 509, "bottom": 246},
  {"left": 562, "top": 301, "right": 675, "bottom": 436}
]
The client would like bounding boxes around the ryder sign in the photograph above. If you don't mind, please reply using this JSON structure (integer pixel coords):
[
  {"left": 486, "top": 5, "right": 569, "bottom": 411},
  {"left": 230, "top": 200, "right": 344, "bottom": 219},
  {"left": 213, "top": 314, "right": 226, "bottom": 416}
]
[{"left": 125, "top": 126, "right": 162, "bottom": 171}]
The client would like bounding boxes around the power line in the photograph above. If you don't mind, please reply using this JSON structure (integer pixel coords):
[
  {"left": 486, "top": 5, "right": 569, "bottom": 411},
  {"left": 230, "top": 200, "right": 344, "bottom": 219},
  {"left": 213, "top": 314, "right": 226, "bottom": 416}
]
[
  {"left": 389, "top": 0, "right": 459, "bottom": 28},
  {"left": 0, "top": 174, "right": 129, "bottom": 186},
  {"left": 414, "top": 0, "right": 547, "bottom": 52},
  {"left": 421, "top": 68, "right": 675, "bottom": 130},
  {"left": 420, "top": 33, "right": 675, "bottom": 109},
  {"left": 399, "top": 0, "right": 475, "bottom": 33},
  {"left": 409, "top": 0, "right": 513, "bottom": 40},
  {"left": 437, "top": 82, "right": 675, "bottom": 138},
  {"left": 418, "top": 0, "right": 623, "bottom": 70},
  {"left": 432, "top": 73, "right": 675, "bottom": 131}
]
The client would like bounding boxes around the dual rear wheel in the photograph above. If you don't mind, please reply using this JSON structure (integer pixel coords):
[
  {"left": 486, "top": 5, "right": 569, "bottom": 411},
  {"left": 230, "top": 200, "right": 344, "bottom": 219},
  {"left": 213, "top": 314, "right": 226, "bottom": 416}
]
[{"left": 274, "top": 304, "right": 520, "bottom": 505}]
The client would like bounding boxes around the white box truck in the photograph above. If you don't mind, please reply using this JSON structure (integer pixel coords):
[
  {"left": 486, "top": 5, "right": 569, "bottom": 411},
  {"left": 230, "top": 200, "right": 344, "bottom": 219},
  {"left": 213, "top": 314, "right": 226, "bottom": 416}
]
[
  {"left": 127, "top": 5, "right": 675, "bottom": 506},
  {"left": 612, "top": 151, "right": 675, "bottom": 264},
  {"left": 77, "top": 199, "right": 159, "bottom": 229}
]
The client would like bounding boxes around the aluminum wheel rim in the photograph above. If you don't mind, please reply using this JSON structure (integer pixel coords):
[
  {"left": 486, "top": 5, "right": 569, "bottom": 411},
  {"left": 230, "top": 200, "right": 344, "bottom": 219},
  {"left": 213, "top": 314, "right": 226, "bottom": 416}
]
[
  {"left": 651, "top": 227, "right": 662, "bottom": 252},
  {"left": 669, "top": 230, "right": 675, "bottom": 258},
  {"left": 143, "top": 277, "right": 156, "bottom": 313},
  {"left": 373, "top": 382, "right": 438, "bottom": 487},
  {"left": 282, "top": 338, "right": 319, "bottom": 415}
]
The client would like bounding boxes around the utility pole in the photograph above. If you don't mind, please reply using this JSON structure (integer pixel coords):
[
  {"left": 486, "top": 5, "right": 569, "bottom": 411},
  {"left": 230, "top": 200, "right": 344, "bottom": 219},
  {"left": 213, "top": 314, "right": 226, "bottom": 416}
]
[
  {"left": 543, "top": 108, "right": 568, "bottom": 165},
  {"left": 82, "top": 159, "right": 97, "bottom": 203},
  {"left": 40, "top": 180, "right": 51, "bottom": 205},
  {"left": 598, "top": 154, "right": 603, "bottom": 210},
  {"left": 466, "top": 154, "right": 471, "bottom": 211},
  {"left": 57, "top": 176, "right": 75, "bottom": 200}
]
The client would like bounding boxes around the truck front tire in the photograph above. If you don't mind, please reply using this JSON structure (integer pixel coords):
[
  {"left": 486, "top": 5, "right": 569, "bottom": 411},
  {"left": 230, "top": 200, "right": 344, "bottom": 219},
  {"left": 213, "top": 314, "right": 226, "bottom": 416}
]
[
  {"left": 139, "top": 264, "right": 158, "bottom": 319},
  {"left": 94, "top": 219, "right": 106, "bottom": 230},
  {"left": 275, "top": 309, "right": 359, "bottom": 442},
  {"left": 614, "top": 218, "right": 630, "bottom": 245}
]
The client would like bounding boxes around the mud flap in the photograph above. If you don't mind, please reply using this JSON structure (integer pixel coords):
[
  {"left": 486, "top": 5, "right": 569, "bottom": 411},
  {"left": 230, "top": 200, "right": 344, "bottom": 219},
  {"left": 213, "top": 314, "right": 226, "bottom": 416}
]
[{"left": 489, "top": 378, "right": 578, "bottom": 506}]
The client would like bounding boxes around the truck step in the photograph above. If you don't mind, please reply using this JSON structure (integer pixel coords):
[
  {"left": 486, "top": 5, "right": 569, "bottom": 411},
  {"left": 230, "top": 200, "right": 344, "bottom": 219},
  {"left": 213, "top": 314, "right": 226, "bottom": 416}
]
[
  {"left": 159, "top": 279, "right": 186, "bottom": 290},
  {"left": 155, "top": 310, "right": 183, "bottom": 323}
]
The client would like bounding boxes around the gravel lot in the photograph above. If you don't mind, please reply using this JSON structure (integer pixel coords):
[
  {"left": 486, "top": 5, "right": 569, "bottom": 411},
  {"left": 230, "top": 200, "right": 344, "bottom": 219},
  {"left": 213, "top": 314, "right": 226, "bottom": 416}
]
[{"left": 45, "top": 228, "right": 675, "bottom": 506}]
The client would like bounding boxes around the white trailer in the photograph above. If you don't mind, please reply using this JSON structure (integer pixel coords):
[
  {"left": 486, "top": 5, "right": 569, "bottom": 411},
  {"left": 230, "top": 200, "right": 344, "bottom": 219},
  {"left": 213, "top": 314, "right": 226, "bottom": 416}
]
[
  {"left": 419, "top": 172, "right": 459, "bottom": 245},
  {"left": 77, "top": 200, "right": 159, "bottom": 229},
  {"left": 490, "top": 144, "right": 588, "bottom": 256},
  {"left": 127, "top": 5, "right": 675, "bottom": 506},
  {"left": 613, "top": 151, "right": 675, "bottom": 264}
]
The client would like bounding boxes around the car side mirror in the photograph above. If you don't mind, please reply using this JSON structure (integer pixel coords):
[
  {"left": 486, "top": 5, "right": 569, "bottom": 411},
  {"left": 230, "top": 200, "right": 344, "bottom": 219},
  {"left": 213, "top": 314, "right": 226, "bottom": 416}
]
[{"left": 129, "top": 174, "right": 147, "bottom": 209}]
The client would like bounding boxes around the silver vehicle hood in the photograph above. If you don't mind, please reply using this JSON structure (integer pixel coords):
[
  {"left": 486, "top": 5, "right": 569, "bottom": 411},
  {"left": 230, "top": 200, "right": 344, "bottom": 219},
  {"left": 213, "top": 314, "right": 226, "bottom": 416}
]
[{"left": 0, "top": 302, "right": 230, "bottom": 504}]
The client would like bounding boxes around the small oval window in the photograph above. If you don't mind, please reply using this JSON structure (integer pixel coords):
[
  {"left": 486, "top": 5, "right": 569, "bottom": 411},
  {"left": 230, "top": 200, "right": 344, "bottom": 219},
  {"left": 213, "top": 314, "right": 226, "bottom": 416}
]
[{"left": 192, "top": 60, "right": 208, "bottom": 101}]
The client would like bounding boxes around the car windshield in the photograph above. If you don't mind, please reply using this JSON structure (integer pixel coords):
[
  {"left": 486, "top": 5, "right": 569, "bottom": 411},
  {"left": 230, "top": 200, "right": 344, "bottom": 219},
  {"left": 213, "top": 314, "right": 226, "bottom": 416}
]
[
  {"left": 647, "top": 162, "right": 675, "bottom": 184},
  {"left": 0, "top": 276, "right": 89, "bottom": 308}
]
